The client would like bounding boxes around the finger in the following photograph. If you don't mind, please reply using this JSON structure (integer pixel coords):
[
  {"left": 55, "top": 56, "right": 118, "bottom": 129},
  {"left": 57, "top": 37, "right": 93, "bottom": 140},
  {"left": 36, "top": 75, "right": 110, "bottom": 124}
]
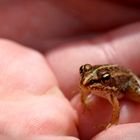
[
  {"left": 0, "top": 1, "right": 139, "bottom": 52},
  {"left": 46, "top": 22, "right": 140, "bottom": 98},
  {"left": 0, "top": 136, "right": 79, "bottom": 140},
  {"left": 72, "top": 95, "right": 140, "bottom": 140},
  {"left": 0, "top": 87, "right": 78, "bottom": 137},
  {"left": 46, "top": 22, "right": 140, "bottom": 139},
  {"left": 92, "top": 123, "right": 140, "bottom": 140},
  {"left": 0, "top": 40, "right": 78, "bottom": 137},
  {"left": 0, "top": 39, "right": 57, "bottom": 96},
  {"left": 26, "top": 136, "right": 79, "bottom": 140},
  {"left": 48, "top": 0, "right": 140, "bottom": 31}
]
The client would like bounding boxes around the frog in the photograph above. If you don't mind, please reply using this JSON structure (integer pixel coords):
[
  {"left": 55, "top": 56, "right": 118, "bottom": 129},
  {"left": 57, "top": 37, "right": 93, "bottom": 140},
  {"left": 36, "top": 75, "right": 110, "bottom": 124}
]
[{"left": 79, "top": 64, "right": 140, "bottom": 128}]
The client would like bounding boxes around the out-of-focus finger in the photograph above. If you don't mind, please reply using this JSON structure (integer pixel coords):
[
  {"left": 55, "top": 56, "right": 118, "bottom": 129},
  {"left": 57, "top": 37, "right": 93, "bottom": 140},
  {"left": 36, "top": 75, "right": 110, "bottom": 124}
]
[
  {"left": 0, "top": 39, "right": 57, "bottom": 96},
  {"left": 0, "top": 136, "right": 79, "bottom": 140},
  {"left": 0, "top": 87, "right": 78, "bottom": 137},
  {"left": 27, "top": 136, "right": 79, "bottom": 140}
]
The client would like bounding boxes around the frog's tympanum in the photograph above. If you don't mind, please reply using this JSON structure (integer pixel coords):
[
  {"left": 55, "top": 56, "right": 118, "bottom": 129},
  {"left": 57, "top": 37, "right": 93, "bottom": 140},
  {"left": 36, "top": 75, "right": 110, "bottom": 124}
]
[{"left": 79, "top": 64, "right": 140, "bottom": 128}]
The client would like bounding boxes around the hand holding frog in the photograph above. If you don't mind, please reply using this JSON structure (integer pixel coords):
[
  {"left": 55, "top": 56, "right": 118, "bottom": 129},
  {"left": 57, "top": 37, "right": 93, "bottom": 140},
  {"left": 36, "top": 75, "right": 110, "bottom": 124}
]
[
  {"left": 0, "top": 1, "right": 139, "bottom": 140},
  {"left": 0, "top": 26, "right": 140, "bottom": 140}
]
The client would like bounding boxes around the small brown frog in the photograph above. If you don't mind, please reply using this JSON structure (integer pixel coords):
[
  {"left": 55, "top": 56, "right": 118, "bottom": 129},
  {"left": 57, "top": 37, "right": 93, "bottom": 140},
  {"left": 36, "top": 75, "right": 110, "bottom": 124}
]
[{"left": 79, "top": 64, "right": 140, "bottom": 128}]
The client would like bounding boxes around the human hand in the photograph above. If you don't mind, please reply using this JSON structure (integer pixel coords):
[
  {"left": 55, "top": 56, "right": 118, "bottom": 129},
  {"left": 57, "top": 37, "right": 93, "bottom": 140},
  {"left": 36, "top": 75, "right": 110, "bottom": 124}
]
[
  {"left": 46, "top": 23, "right": 140, "bottom": 140},
  {"left": 0, "top": 1, "right": 140, "bottom": 140},
  {"left": 0, "top": 0, "right": 140, "bottom": 51}
]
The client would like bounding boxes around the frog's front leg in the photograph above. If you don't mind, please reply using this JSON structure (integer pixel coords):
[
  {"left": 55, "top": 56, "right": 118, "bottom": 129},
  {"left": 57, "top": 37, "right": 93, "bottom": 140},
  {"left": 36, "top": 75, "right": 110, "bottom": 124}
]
[
  {"left": 106, "top": 94, "right": 120, "bottom": 128},
  {"left": 81, "top": 89, "right": 92, "bottom": 108},
  {"left": 81, "top": 92, "right": 90, "bottom": 108}
]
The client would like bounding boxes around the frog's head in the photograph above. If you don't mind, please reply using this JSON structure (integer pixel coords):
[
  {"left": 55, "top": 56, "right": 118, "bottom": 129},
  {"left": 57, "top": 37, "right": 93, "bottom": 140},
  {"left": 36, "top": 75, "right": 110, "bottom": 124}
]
[{"left": 79, "top": 64, "right": 114, "bottom": 90}]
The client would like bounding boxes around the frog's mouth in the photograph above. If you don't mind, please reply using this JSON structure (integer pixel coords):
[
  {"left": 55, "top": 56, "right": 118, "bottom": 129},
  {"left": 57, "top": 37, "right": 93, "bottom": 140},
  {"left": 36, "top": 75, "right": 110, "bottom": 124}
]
[
  {"left": 90, "top": 89, "right": 112, "bottom": 100},
  {"left": 81, "top": 76, "right": 101, "bottom": 87},
  {"left": 80, "top": 83, "right": 112, "bottom": 100},
  {"left": 81, "top": 71, "right": 99, "bottom": 86},
  {"left": 80, "top": 80, "right": 104, "bottom": 97}
]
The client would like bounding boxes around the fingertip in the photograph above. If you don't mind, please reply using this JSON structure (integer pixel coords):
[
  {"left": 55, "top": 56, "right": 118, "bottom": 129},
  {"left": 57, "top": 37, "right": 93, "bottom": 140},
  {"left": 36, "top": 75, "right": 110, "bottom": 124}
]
[
  {"left": 0, "top": 39, "right": 57, "bottom": 95},
  {"left": 28, "top": 136, "right": 79, "bottom": 140},
  {"left": 71, "top": 93, "right": 112, "bottom": 140}
]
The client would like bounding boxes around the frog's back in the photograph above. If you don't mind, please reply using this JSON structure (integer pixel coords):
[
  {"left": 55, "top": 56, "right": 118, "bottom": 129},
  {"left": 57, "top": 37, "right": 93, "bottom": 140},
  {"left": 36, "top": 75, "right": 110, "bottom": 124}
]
[{"left": 95, "top": 64, "right": 133, "bottom": 92}]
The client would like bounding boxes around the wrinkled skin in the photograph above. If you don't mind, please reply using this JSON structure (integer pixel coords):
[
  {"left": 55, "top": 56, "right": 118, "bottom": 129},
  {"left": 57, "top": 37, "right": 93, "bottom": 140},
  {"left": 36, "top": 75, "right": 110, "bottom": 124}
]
[{"left": 0, "top": 1, "right": 140, "bottom": 140}]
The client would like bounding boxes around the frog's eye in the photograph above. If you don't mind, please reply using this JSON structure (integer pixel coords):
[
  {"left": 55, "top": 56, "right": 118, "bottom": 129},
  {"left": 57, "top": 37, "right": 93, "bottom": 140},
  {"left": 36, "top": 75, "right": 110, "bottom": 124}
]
[
  {"left": 102, "top": 73, "right": 110, "bottom": 80},
  {"left": 84, "top": 64, "right": 92, "bottom": 72},
  {"left": 79, "top": 64, "right": 92, "bottom": 74},
  {"left": 79, "top": 65, "right": 85, "bottom": 74}
]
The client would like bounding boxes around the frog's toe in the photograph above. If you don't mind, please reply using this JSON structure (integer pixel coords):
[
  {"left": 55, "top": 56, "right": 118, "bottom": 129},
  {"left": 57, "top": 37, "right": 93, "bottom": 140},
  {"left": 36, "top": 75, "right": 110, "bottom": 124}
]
[{"left": 105, "top": 122, "right": 117, "bottom": 129}]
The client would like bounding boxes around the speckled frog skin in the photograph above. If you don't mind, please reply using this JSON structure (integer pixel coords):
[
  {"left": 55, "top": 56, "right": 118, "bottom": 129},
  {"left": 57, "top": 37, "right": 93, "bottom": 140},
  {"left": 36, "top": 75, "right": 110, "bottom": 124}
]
[{"left": 79, "top": 64, "right": 140, "bottom": 128}]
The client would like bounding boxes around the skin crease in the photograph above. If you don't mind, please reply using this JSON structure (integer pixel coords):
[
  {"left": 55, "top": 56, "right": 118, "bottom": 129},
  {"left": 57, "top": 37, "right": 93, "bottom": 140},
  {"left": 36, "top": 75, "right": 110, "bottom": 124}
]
[{"left": 0, "top": 1, "right": 139, "bottom": 140}]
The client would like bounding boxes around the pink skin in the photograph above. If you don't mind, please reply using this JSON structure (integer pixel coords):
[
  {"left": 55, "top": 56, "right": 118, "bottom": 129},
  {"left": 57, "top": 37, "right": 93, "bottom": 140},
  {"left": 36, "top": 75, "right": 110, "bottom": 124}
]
[{"left": 0, "top": 1, "right": 140, "bottom": 140}]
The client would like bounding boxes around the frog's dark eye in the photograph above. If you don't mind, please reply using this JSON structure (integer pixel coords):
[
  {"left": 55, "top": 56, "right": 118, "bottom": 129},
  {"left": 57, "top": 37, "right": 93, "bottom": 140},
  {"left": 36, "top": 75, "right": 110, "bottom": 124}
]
[
  {"left": 84, "top": 64, "right": 92, "bottom": 72},
  {"left": 102, "top": 73, "right": 110, "bottom": 80},
  {"left": 79, "top": 65, "right": 84, "bottom": 74},
  {"left": 79, "top": 64, "right": 92, "bottom": 74}
]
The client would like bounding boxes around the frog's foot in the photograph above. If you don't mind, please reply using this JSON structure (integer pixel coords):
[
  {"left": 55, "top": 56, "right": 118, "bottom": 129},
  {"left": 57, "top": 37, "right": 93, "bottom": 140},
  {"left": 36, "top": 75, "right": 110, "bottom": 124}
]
[
  {"left": 81, "top": 93, "right": 94, "bottom": 108},
  {"left": 93, "top": 122, "right": 115, "bottom": 130},
  {"left": 81, "top": 100, "right": 91, "bottom": 113},
  {"left": 83, "top": 98, "right": 90, "bottom": 108},
  {"left": 93, "top": 123, "right": 107, "bottom": 130},
  {"left": 105, "top": 123, "right": 114, "bottom": 129},
  {"left": 105, "top": 121, "right": 118, "bottom": 129},
  {"left": 93, "top": 122, "right": 116, "bottom": 130}
]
